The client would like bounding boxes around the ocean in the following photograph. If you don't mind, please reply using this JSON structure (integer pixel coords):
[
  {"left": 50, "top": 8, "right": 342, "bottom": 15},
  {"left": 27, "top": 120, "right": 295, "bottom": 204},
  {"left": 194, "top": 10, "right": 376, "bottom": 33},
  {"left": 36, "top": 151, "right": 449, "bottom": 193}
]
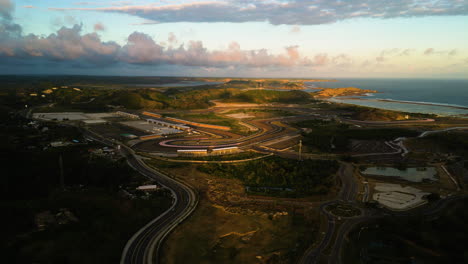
[{"left": 305, "top": 78, "right": 468, "bottom": 117}]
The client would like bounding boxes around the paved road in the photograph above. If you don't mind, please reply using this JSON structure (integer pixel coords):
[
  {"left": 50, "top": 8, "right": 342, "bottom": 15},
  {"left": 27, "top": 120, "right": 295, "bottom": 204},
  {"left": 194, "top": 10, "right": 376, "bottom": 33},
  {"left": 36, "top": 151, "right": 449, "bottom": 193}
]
[
  {"left": 298, "top": 163, "right": 357, "bottom": 264},
  {"left": 82, "top": 129, "right": 198, "bottom": 264},
  {"left": 343, "top": 118, "right": 435, "bottom": 125}
]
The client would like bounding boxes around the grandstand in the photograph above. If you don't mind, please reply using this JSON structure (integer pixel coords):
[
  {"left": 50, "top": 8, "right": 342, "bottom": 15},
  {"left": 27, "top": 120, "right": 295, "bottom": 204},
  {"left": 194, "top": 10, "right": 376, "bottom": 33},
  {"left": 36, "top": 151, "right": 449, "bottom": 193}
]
[{"left": 177, "top": 149, "right": 208, "bottom": 157}]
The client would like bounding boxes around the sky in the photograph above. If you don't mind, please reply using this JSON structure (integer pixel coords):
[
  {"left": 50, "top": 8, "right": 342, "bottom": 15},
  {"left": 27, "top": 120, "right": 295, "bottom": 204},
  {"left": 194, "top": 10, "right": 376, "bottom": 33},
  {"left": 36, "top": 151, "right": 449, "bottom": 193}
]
[{"left": 1, "top": 0, "right": 468, "bottom": 78}]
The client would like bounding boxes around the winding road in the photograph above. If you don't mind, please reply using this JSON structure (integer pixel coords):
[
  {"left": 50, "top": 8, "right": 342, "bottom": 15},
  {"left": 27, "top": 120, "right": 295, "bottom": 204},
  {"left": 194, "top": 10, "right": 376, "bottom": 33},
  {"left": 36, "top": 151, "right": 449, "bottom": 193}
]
[
  {"left": 298, "top": 163, "right": 358, "bottom": 264},
  {"left": 82, "top": 129, "right": 198, "bottom": 264},
  {"left": 65, "top": 112, "right": 468, "bottom": 264}
]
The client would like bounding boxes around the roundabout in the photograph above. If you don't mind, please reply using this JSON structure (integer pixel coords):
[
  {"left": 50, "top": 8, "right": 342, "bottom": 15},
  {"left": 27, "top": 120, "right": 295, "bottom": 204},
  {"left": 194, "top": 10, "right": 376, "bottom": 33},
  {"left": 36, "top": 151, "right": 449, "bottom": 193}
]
[{"left": 325, "top": 202, "right": 362, "bottom": 218}]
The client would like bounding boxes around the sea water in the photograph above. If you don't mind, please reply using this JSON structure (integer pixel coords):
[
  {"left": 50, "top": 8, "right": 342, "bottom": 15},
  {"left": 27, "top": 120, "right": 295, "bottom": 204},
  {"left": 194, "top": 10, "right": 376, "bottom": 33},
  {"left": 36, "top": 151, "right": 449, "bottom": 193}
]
[{"left": 305, "top": 78, "right": 468, "bottom": 117}]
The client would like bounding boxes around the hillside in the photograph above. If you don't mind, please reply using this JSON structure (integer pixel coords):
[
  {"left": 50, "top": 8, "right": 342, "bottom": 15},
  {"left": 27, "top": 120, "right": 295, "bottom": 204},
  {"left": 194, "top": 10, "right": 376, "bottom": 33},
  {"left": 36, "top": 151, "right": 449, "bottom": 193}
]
[
  {"left": 313, "top": 87, "right": 377, "bottom": 98},
  {"left": 223, "top": 90, "right": 313, "bottom": 104}
]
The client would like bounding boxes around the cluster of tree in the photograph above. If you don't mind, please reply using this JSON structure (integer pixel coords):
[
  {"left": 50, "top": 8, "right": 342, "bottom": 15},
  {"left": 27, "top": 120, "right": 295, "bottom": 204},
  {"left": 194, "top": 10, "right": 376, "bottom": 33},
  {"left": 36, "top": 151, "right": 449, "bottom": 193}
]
[
  {"left": 423, "top": 131, "right": 468, "bottom": 158},
  {"left": 297, "top": 119, "right": 419, "bottom": 152},
  {"left": 223, "top": 90, "right": 312, "bottom": 104},
  {"left": 197, "top": 157, "right": 339, "bottom": 197},
  {"left": 346, "top": 198, "right": 468, "bottom": 263},
  {"left": 0, "top": 115, "right": 171, "bottom": 264}
]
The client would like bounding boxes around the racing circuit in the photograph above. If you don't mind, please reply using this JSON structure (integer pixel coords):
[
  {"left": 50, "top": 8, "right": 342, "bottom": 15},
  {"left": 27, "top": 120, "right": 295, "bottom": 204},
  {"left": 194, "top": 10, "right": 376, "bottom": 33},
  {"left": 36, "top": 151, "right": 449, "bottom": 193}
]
[
  {"left": 132, "top": 114, "right": 302, "bottom": 154},
  {"left": 34, "top": 106, "right": 468, "bottom": 264}
]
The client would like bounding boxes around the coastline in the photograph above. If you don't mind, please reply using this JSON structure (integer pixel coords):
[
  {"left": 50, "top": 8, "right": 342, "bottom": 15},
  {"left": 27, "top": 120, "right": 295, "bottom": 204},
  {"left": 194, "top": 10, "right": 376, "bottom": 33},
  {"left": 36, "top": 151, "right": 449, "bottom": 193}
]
[
  {"left": 327, "top": 96, "right": 468, "bottom": 118},
  {"left": 342, "top": 97, "right": 468, "bottom": 111}
]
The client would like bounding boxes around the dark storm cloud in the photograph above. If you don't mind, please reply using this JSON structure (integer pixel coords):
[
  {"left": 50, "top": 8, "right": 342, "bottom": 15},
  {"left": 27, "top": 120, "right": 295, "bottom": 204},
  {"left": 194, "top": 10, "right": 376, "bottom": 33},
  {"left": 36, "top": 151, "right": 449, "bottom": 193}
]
[{"left": 49, "top": 0, "right": 468, "bottom": 25}]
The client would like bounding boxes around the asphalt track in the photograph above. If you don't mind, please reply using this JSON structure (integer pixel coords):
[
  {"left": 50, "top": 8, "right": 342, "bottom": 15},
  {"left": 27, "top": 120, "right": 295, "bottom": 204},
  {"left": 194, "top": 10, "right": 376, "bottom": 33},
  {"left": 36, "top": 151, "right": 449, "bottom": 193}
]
[{"left": 133, "top": 118, "right": 294, "bottom": 152}]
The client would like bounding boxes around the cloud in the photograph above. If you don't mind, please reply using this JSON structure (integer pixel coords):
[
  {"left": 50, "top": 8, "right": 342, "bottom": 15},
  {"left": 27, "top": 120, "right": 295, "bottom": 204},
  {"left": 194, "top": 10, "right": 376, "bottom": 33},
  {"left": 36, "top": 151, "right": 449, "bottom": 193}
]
[
  {"left": 0, "top": 21, "right": 320, "bottom": 69},
  {"left": 118, "top": 33, "right": 316, "bottom": 67},
  {"left": 49, "top": 0, "right": 468, "bottom": 25},
  {"left": 0, "top": 23, "right": 120, "bottom": 64},
  {"left": 331, "top": 54, "right": 353, "bottom": 67},
  {"left": 23, "top": 5, "right": 36, "bottom": 9},
  {"left": 424, "top": 48, "right": 435, "bottom": 55},
  {"left": 0, "top": 0, "right": 13, "bottom": 20},
  {"left": 312, "top": 53, "right": 329, "bottom": 66},
  {"left": 94, "top": 22, "right": 105, "bottom": 31},
  {"left": 376, "top": 48, "right": 415, "bottom": 62},
  {"left": 52, "top": 15, "right": 79, "bottom": 27},
  {"left": 130, "top": 19, "right": 159, "bottom": 26},
  {"left": 1, "top": 2, "right": 320, "bottom": 69},
  {"left": 168, "top": 32, "right": 177, "bottom": 45},
  {"left": 290, "top": 26, "right": 301, "bottom": 33},
  {"left": 423, "top": 48, "right": 457, "bottom": 56}
]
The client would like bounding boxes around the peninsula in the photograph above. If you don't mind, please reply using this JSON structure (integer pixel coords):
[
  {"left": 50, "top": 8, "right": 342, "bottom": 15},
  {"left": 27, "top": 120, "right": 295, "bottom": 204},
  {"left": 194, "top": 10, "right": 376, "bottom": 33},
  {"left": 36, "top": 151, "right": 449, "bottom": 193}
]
[{"left": 312, "top": 87, "right": 377, "bottom": 98}]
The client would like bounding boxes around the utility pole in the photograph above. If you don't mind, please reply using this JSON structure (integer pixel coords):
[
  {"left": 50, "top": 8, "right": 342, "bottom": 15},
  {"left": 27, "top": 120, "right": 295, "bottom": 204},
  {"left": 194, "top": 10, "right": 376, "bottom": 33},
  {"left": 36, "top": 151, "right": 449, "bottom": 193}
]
[{"left": 299, "top": 140, "right": 302, "bottom": 161}]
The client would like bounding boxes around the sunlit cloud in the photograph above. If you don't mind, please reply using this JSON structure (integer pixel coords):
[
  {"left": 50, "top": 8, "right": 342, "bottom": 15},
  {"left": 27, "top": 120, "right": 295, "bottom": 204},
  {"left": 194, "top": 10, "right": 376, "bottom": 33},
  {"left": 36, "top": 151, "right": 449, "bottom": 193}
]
[
  {"left": 94, "top": 22, "right": 105, "bottom": 31},
  {"left": 0, "top": 22, "right": 320, "bottom": 68}
]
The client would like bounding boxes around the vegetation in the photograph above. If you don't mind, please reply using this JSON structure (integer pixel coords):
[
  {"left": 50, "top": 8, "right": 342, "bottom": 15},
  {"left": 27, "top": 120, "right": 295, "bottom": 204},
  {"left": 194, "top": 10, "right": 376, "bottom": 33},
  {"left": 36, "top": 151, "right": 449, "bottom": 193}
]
[
  {"left": 221, "top": 79, "right": 307, "bottom": 90},
  {"left": 164, "top": 112, "right": 249, "bottom": 134},
  {"left": 162, "top": 199, "right": 316, "bottom": 264},
  {"left": 344, "top": 198, "right": 468, "bottom": 263},
  {"left": 0, "top": 112, "right": 171, "bottom": 263},
  {"left": 411, "top": 131, "right": 468, "bottom": 159},
  {"left": 316, "top": 103, "right": 436, "bottom": 120},
  {"left": 0, "top": 75, "right": 321, "bottom": 113},
  {"left": 325, "top": 203, "right": 361, "bottom": 217},
  {"left": 296, "top": 119, "right": 419, "bottom": 152},
  {"left": 223, "top": 108, "right": 296, "bottom": 117},
  {"left": 197, "top": 157, "right": 339, "bottom": 197},
  {"left": 312, "top": 87, "right": 376, "bottom": 98},
  {"left": 223, "top": 90, "right": 313, "bottom": 104},
  {"left": 169, "top": 151, "right": 266, "bottom": 161}
]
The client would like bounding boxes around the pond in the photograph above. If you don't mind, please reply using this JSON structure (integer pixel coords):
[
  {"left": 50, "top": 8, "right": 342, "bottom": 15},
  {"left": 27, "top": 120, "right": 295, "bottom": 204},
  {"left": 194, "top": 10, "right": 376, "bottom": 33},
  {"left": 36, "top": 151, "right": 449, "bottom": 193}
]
[{"left": 360, "top": 167, "right": 437, "bottom": 182}]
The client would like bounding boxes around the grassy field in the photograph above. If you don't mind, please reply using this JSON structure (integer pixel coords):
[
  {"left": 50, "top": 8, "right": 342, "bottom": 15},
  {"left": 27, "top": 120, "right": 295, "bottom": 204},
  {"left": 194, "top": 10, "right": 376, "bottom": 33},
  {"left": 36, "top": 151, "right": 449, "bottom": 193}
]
[
  {"left": 222, "top": 108, "right": 297, "bottom": 119},
  {"left": 146, "top": 157, "right": 322, "bottom": 264},
  {"left": 165, "top": 112, "right": 251, "bottom": 134},
  {"left": 162, "top": 200, "right": 315, "bottom": 264}
]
